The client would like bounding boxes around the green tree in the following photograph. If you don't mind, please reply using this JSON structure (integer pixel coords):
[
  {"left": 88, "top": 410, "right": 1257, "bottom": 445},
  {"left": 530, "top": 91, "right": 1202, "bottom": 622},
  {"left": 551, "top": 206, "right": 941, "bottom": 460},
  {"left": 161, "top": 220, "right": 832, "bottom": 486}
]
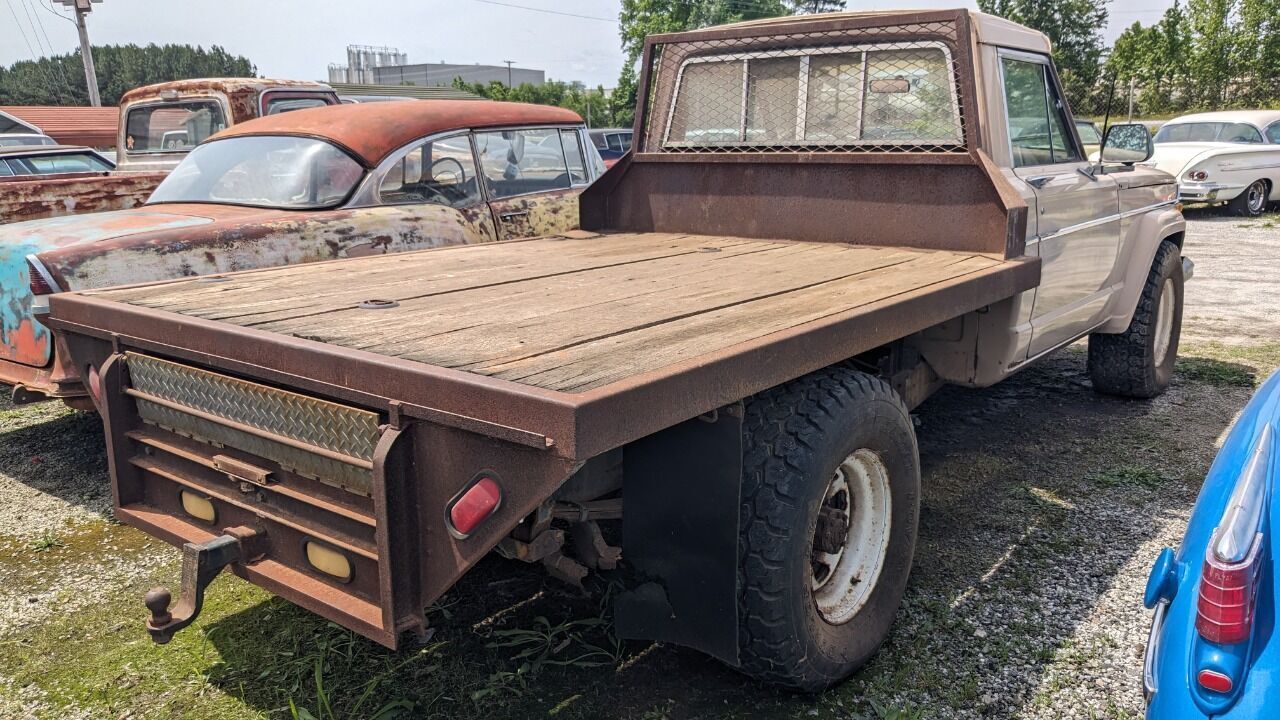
[
  {"left": 1233, "top": 0, "right": 1280, "bottom": 105},
  {"left": 1186, "top": 0, "right": 1236, "bottom": 108},
  {"left": 977, "top": 0, "right": 1110, "bottom": 109},
  {"left": 785, "top": 0, "right": 847, "bottom": 13},
  {"left": 451, "top": 76, "right": 620, "bottom": 127},
  {"left": 0, "top": 43, "right": 256, "bottom": 106}
]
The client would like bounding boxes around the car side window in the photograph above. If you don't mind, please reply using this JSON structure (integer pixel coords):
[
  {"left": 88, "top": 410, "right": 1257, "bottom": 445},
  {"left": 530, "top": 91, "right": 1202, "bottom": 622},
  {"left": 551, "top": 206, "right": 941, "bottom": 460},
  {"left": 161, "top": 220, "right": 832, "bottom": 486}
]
[
  {"left": 1002, "top": 57, "right": 1082, "bottom": 167},
  {"left": 560, "top": 130, "right": 590, "bottom": 185},
  {"left": 264, "top": 95, "right": 331, "bottom": 115},
  {"left": 0, "top": 160, "right": 12, "bottom": 177},
  {"left": 1269, "top": 122, "right": 1280, "bottom": 144},
  {"left": 379, "top": 134, "right": 481, "bottom": 208},
  {"left": 475, "top": 128, "right": 573, "bottom": 199}
]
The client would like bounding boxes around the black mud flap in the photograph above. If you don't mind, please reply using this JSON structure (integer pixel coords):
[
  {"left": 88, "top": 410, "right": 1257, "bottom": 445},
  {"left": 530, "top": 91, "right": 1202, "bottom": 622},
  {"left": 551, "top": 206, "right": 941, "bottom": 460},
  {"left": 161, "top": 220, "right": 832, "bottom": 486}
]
[{"left": 615, "top": 404, "right": 742, "bottom": 666}]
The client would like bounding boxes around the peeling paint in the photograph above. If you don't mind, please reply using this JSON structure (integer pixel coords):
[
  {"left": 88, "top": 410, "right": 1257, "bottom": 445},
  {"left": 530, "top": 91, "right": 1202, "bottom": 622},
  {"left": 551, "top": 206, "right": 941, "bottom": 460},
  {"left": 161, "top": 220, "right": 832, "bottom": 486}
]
[
  {"left": 0, "top": 173, "right": 166, "bottom": 225},
  {"left": 490, "top": 189, "right": 582, "bottom": 240}
]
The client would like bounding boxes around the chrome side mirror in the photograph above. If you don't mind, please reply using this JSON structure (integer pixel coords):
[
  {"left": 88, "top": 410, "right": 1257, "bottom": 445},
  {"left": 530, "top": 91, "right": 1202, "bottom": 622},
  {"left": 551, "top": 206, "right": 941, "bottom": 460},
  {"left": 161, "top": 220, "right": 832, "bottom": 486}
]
[{"left": 1101, "top": 122, "right": 1154, "bottom": 164}]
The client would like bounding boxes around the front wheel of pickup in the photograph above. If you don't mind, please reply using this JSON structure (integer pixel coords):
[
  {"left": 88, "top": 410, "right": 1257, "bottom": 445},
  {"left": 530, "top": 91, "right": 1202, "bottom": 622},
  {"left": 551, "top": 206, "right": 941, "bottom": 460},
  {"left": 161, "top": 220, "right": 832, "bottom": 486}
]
[
  {"left": 737, "top": 367, "right": 920, "bottom": 692},
  {"left": 1088, "top": 240, "right": 1184, "bottom": 398}
]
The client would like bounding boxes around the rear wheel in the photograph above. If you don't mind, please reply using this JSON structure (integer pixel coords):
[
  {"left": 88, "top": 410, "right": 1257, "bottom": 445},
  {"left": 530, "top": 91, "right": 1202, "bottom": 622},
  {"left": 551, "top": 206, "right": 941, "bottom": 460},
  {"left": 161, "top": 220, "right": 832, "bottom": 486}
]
[
  {"left": 1088, "top": 240, "right": 1183, "bottom": 398},
  {"left": 1227, "top": 180, "right": 1268, "bottom": 217},
  {"left": 737, "top": 367, "right": 920, "bottom": 691}
]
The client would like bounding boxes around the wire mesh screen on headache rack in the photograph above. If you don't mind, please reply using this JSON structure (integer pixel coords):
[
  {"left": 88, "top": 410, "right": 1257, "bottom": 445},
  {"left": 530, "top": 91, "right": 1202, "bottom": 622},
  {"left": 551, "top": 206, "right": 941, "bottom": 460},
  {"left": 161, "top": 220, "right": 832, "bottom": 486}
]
[{"left": 640, "top": 21, "right": 969, "bottom": 156}]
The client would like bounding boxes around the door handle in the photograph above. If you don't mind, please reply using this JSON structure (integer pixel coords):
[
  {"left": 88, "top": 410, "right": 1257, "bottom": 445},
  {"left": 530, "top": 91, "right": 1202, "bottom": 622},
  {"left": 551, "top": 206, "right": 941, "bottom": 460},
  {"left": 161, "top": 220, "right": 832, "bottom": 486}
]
[{"left": 498, "top": 210, "right": 530, "bottom": 221}]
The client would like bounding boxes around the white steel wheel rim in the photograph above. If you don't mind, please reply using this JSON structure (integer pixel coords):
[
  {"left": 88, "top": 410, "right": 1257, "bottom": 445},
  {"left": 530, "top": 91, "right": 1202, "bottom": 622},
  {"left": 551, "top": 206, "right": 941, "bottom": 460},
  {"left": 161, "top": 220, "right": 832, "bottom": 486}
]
[
  {"left": 1247, "top": 182, "right": 1265, "bottom": 213},
  {"left": 810, "top": 448, "right": 892, "bottom": 625},
  {"left": 1153, "top": 278, "right": 1175, "bottom": 367}
]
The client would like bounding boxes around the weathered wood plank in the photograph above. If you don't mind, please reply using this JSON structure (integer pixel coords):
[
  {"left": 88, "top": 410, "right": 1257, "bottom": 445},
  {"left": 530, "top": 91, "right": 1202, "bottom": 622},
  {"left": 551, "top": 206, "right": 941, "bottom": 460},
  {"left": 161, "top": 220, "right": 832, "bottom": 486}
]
[
  {"left": 96, "top": 231, "right": 1013, "bottom": 394},
  {"left": 475, "top": 254, "right": 998, "bottom": 391}
]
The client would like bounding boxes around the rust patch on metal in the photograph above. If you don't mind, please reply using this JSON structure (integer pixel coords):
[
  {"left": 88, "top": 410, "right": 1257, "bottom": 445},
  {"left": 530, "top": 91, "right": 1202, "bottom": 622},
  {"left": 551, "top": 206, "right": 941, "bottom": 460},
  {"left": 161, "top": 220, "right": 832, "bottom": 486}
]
[{"left": 0, "top": 173, "right": 165, "bottom": 225}]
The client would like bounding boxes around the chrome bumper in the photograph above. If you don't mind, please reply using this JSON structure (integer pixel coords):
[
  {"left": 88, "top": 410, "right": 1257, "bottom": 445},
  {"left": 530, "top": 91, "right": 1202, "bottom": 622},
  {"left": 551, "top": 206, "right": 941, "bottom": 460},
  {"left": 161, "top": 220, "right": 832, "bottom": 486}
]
[
  {"left": 1144, "top": 600, "right": 1168, "bottom": 703},
  {"left": 1178, "top": 181, "right": 1244, "bottom": 203}
]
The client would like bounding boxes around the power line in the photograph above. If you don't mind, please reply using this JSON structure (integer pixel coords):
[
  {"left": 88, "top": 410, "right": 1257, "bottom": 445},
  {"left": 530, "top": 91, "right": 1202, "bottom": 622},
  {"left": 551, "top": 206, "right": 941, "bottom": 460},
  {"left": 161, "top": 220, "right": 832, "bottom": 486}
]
[
  {"left": 463, "top": 0, "right": 616, "bottom": 23},
  {"left": 38, "top": 0, "right": 74, "bottom": 23},
  {"left": 3, "top": 0, "right": 68, "bottom": 103},
  {"left": 3, "top": 0, "right": 41, "bottom": 61},
  {"left": 22, "top": 0, "right": 77, "bottom": 101}
]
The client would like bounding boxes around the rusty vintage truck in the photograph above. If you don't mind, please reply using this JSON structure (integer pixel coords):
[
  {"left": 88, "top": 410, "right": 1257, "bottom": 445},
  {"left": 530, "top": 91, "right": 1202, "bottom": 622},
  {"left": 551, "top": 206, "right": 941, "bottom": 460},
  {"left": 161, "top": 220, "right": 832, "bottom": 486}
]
[
  {"left": 2, "top": 100, "right": 603, "bottom": 407},
  {"left": 50, "top": 10, "right": 1189, "bottom": 690},
  {"left": 0, "top": 78, "right": 340, "bottom": 226}
]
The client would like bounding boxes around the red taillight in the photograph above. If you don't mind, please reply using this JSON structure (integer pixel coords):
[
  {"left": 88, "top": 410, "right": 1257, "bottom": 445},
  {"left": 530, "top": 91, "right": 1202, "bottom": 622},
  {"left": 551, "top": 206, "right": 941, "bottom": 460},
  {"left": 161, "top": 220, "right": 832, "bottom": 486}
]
[
  {"left": 27, "top": 258, "right": 53, "bottom": 295},
  {"left": 1188, "top": 170, "right": 1209, "bottom": 182},
  {"left": 1195, "top": 536, "right": 1262, "bottom": 645},
  {"left": 448, "top": 476, "right": 501, "bottom": 537},
  {"left": 1198, "top": 669, "right": 1234, "bottom": 694}
]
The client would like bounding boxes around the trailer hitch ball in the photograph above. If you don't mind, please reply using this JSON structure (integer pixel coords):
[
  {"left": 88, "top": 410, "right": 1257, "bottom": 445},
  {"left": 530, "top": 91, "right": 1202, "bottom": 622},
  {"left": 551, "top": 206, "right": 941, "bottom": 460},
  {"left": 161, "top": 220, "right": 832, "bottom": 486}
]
[{"left": 144, "top": 530, "right": 255, "bottom": 644}]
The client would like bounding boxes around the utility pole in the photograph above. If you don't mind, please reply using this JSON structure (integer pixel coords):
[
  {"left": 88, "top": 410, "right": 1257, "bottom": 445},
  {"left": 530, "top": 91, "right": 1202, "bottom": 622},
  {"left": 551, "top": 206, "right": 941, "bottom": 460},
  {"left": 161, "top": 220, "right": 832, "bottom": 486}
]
[
  {"left": 503, "top": 60, "right": 515, "bottom": 88},
  {"left": 57, "top": 0, "right": 102, "bottom": 106}
]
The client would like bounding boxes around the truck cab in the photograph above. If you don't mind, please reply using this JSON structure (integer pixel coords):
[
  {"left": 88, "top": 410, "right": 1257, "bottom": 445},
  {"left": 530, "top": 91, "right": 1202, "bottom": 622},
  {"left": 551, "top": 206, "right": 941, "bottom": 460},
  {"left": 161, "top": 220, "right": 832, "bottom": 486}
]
[{"left": 114, "top": 78, "right": 341, "bottom": 173}]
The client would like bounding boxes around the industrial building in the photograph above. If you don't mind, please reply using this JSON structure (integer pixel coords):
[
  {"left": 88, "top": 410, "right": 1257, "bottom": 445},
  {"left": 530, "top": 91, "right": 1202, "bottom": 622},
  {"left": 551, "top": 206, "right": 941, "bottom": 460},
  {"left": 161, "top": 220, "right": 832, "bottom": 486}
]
[{"left": 328, "top": 45, "right": 545, "bottom": 88}]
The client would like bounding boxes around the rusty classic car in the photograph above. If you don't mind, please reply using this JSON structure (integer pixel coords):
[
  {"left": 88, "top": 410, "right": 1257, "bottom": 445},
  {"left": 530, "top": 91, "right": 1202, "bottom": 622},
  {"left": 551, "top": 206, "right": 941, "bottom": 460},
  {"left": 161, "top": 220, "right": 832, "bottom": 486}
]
[
  {"left": 0, "top": 78, "right": 342, "bottom": 226},
  {"left": 1, "top": 99, "right": 602, "bottom": 406}
]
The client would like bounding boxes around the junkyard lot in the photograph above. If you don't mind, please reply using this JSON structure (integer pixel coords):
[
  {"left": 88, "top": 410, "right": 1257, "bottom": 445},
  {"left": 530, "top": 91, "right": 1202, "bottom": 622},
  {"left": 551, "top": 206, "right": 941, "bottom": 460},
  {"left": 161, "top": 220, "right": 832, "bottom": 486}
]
[{"left": 0, "top": 211, "right": 1276, "bottom": 719}]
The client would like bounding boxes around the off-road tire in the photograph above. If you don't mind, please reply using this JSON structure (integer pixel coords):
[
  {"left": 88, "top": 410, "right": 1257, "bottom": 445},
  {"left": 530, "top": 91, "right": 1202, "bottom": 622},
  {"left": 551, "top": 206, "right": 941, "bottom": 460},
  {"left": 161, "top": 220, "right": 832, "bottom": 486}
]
[
  {"left": 737, "top": 366, "right": 920, "bottom": 692},
  {"left": 1088, "top": 240, "right": 1183, "bottom": 398},
  {"left": 1227, "top": 179, "right": 1268, "bottom": 217}
]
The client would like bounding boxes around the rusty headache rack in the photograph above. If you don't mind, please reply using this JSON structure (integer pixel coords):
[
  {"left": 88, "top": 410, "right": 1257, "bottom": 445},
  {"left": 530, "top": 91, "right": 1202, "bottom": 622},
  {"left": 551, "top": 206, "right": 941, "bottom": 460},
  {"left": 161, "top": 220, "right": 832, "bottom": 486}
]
[{"left": 47, "top": 10, "right": 1038, "bottom": 662}]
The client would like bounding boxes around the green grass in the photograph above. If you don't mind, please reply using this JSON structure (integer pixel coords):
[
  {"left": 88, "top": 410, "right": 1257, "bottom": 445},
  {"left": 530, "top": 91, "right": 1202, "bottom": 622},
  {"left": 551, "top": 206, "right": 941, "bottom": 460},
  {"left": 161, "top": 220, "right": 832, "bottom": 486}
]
[
  {"left": 1178, "top": 357, "right": 1257, "bottom": 387},
  {"left": 27, "top": 530, "right": 65, "bottom": 553}
]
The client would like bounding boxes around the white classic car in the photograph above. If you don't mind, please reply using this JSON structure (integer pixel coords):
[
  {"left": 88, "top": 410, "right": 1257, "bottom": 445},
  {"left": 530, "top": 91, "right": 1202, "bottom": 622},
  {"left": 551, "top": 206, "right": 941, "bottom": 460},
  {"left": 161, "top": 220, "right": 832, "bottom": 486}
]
[{"left": 1145, "top": 110, "right": 1280, "bottom": 216}]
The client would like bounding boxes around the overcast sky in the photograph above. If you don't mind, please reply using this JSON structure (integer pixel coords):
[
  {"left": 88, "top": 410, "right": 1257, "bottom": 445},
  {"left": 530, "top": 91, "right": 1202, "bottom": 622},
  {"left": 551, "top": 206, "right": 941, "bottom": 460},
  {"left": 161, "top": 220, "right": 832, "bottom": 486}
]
[{"left": 1, "top": 0, "right": 1177, "bottom": 90}]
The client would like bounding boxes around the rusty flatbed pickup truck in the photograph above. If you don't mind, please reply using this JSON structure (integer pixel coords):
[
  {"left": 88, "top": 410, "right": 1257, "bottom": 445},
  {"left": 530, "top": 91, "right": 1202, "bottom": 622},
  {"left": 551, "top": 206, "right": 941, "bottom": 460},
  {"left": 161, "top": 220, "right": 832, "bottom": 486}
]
[{"left": 49, "top": 10, "right": 1190, "bottom": 690}]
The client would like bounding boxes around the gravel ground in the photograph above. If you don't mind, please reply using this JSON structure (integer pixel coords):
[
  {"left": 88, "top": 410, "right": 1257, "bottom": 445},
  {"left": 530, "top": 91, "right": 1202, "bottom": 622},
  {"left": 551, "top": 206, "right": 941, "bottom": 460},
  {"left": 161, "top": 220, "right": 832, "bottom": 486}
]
[
  {"left": 1181, "top": 208, "right": 1280, "bottom": 345},
  {"left": 0, "top": 210, "right": 1274, "bottom": 719}
]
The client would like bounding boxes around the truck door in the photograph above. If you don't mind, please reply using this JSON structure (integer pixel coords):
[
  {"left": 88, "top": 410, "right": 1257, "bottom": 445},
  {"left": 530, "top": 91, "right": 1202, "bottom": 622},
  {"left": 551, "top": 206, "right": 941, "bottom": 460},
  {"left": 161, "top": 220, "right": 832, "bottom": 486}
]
[
  {"left": 474, "top": 127, "right": 590, "bottom": 240},
  {"left": 1000, "top": 52, "right": 1120, "bottom": 357}
]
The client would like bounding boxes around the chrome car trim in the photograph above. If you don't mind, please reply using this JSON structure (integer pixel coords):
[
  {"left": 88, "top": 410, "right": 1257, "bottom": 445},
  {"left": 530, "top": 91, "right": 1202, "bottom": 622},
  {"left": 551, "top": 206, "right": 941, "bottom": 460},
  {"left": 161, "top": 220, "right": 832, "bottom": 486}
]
[
  {"left": 23, "top": 253, "right": 61, "bottom": 292},
  {"left": 1035, "top": 200, "right": 1177, "bottom": 243},
  {"left": 1144, "top": 600, "right": 1168, "bottom": 703}
]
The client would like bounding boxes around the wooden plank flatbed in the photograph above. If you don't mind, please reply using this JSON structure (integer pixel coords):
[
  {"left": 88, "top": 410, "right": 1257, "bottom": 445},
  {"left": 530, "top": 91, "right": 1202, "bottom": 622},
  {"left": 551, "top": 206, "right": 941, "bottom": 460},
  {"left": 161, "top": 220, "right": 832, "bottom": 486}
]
[
  {"left": 61, "top": 230, "right": 1038, "bottom": 457},
  {"left": 43, "top": 10, "right": 1065, "bottom": 670}
]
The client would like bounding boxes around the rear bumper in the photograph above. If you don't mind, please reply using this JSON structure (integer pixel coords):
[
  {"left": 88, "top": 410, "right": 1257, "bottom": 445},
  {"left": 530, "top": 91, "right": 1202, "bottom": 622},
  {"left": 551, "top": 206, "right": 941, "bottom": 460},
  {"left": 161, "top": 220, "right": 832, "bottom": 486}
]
[
  {"left": 1144, "top": 600, "right": 1168, "bottom": 703},
  {"left": 1178, "top": 181, "right": 1246, "bottom": 203},
  {"left": 67, "top": 344, "right": 577, "bottom": 649},
  {"left": 1, "top": 335, "right": 87, "bottom": 404}
]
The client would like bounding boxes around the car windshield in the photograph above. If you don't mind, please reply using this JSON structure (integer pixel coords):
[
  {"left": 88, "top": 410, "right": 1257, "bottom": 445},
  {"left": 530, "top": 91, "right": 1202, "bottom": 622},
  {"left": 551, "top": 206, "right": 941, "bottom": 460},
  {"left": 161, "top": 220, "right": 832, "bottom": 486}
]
[
  {"left": 0, "top": 151, "right": 113, "bottom": 176},
  {"left": 1154, "top": 122, "right": 1264, "bottom": 144},
  {"left": 125, "top": 100, "right": 228, "bottom": 154},
  {"left": 0, "top": 135, "right": 57, "bottom": 147},
  {"left": 148, "top": 136, "right": 364, "bottom": 210}
]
